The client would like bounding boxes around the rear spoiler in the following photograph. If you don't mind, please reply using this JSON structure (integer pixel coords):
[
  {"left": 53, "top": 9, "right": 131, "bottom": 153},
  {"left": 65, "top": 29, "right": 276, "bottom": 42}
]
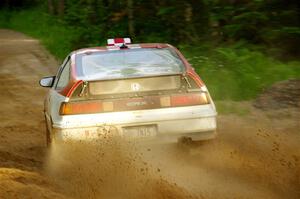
[{"left": 79, "top": 72, "right": 184, "bottom": 82}]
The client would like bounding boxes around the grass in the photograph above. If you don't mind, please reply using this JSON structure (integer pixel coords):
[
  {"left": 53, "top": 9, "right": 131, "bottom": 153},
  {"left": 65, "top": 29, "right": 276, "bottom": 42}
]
[
  {"left": 214, "top": 101, "right": 250, "bottom": 116},
  {"left": 180, "top": 44, "right": 300, "bottom": 101},
  {"left": 1, "top": 8, "right": 300, "bottom": 114},
  {"left": 0, "top": 8, "right": 79, "bottom": 59}
]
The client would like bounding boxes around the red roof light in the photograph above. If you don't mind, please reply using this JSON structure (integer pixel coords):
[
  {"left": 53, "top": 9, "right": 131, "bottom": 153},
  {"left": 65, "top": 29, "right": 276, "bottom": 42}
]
[{"left": 107, "top": 38, "right": 131, "bottom": 46}]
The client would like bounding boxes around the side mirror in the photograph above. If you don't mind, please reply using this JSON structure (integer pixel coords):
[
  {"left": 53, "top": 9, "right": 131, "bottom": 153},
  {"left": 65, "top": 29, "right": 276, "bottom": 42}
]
[{"left": 39, "top": 76, "right": 55, "bottom": 87}]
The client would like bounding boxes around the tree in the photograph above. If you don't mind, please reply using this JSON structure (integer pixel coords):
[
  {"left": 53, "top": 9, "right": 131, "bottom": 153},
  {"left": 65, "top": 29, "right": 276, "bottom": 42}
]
[
  {"left": 58, "top": 0, "right": 65, "bottom": 17},
  {"left": 48, "top": 0, "right": 54, "bottom": 15},
  {"left": 127, "top": 0, "right": 135, "bottom": 38}
]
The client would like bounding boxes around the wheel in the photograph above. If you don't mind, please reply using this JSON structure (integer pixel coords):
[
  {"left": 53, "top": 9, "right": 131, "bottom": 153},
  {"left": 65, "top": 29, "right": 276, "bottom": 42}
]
[
  {"left": 176, "top": 137, "right": 193, "bottom": 154},
  {"left": 44, "top": 116, "right": 53, "bottom": 147},
  {"left": 178, "top": 137, "right": 193, "bottom": 145},
  {"left": 46, "top": 123, "right": 52, "bottom": 147}
]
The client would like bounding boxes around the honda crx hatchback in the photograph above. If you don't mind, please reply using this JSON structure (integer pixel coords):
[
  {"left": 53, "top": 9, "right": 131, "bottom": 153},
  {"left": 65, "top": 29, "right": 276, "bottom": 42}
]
[{"left": 40, "top": 38, "right": 217, "bottom": 146}]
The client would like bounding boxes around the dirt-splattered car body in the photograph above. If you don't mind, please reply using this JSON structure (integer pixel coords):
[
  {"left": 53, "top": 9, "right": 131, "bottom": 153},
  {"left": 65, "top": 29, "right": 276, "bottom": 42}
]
[{"left": 40, "top": 39, "right": 217, "bottom": 145}]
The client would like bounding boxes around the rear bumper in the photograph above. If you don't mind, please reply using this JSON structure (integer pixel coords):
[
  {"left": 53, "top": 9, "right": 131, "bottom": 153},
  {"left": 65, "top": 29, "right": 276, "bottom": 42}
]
[{"left": 51, "top": 105, "right": 217, "bottom": 143}]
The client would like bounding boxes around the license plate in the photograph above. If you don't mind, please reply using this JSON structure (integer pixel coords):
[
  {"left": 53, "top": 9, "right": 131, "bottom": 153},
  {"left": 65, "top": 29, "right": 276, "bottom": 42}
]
[{"left": 123, "top": 125, "right": 157, "bottom": 138}]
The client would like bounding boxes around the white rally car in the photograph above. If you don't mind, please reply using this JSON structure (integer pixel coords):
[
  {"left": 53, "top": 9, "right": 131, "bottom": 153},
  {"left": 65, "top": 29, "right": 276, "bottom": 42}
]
[{"left": 40, "top": 38, "right": 217, "bottom": 146}]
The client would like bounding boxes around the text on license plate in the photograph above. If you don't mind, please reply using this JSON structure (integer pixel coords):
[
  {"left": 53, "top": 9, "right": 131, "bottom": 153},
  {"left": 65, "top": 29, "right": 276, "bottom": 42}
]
[{"left": 123, "top": 125, "right": 157, "bottom": 138}]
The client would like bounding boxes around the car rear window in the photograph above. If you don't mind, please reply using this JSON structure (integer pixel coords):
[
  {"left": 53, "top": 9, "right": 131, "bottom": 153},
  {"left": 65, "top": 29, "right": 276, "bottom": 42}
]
[{"left": 75, "top": 48, "right": 185, "bottom": 80}]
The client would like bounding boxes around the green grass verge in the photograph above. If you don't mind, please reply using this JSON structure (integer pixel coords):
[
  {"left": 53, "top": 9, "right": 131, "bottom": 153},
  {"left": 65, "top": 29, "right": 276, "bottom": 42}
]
[
  {"left": 0, "top": 8, "right": 79, "bottom": 59},
  {"left": 1, "top": 8, "right": 300, "bottom": 108},
  {"left": 214, "top": 101, "right": 250, "bottom": 116},
  {"left": 181, "top": 44, "right": 300, "bottom": 101}
]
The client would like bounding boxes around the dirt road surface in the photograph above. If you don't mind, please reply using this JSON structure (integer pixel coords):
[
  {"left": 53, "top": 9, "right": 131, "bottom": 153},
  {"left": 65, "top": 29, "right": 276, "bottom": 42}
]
[{"left": 0, "top": 29, "right": 299, "bottom": 199}]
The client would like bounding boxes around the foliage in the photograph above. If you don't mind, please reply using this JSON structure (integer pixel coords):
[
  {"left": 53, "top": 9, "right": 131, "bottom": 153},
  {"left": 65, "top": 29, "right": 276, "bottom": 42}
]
[
  {"left": 209, "top": 0, "right": 300, "bottom": 58},
  {"left": 0, "top": 0, "right": 40, "bottom": 9},
  {"left": 1, "top": 0, "right": 299, "bottom": 58},
  {"left": 181, "top": 43, "right": 300, "bottom": 100},
  {"left": 0, "top": 1, "right": 300, "bottom": 102}
]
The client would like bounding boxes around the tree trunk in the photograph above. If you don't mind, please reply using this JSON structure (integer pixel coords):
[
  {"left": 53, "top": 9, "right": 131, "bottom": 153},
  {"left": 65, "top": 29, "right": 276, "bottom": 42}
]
[
  {"left": 48, "top": 0, "right": 54, "bottom": 15},
  {"left": 58, "top": 0, "right": 65, "bottom": 17},
  {"left": 127, "top": 0, "right": 135, "bottom": 38}
]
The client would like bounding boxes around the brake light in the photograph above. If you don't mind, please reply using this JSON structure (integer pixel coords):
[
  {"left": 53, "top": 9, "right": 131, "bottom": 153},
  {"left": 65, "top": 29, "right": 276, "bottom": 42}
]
[
  {"left": 60, "top": 102, "right": 102, "bottom": 115},
  {"left": 170, "top": 93, "right": 208, "bottom": 107},
  {"left": 60, "top": 93, "right": 208, "bottom": 115}
]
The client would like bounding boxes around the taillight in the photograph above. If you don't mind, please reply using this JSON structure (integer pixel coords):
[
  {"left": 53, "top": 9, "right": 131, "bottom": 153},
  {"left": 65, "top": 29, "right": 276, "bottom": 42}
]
[
  {"left": 160, "top": 93, "right": 209, "bottom": 108},
  {"left": 60, "top": 100, "right": 116, "bottom": 115},
  {"left": 60, "top": 93, "right": 209, "bottom": 115},
  {"left": 60, "top": 102, "right": 102, "bottom": 115},
  {"left": 170, "top": 93, "right": 209, "bottom": 107}
]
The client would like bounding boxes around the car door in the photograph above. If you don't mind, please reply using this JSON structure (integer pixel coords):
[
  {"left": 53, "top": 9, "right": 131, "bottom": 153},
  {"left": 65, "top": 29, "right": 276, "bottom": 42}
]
[{"left": 46, "top": 56, "right": 71, "bottom": 127}]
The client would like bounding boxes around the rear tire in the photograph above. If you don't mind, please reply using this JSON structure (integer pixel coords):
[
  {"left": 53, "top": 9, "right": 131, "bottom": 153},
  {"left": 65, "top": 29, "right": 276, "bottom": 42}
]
[
  {"left": 46, "top": 124, "right": 51, "bottom": 147},
  {"left": 177, "top": 137, "right": 193, "bottom": 154},
  {"left": 178, "top": 137, "right": 193, "bottom": 145},
  {"left": 44, "top": 116, "right": 53, "bottom": 147}
]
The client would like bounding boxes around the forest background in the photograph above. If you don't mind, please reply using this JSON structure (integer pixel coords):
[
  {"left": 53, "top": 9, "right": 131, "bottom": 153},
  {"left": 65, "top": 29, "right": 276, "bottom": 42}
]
[{"left": 0, "top": 0, "right": 299, "bottom": 108}]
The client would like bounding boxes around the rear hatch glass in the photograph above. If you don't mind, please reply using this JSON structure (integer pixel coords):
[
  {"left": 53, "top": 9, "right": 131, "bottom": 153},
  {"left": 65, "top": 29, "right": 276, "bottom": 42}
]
[{"left": 75, "top": 48, "right": 185, "bottom": 81}]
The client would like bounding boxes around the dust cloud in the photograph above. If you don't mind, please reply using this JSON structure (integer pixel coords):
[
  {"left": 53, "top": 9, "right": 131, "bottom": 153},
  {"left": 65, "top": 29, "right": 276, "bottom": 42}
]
[{"left": 45, "top": 134, "right": 194, "bottom": 199}]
